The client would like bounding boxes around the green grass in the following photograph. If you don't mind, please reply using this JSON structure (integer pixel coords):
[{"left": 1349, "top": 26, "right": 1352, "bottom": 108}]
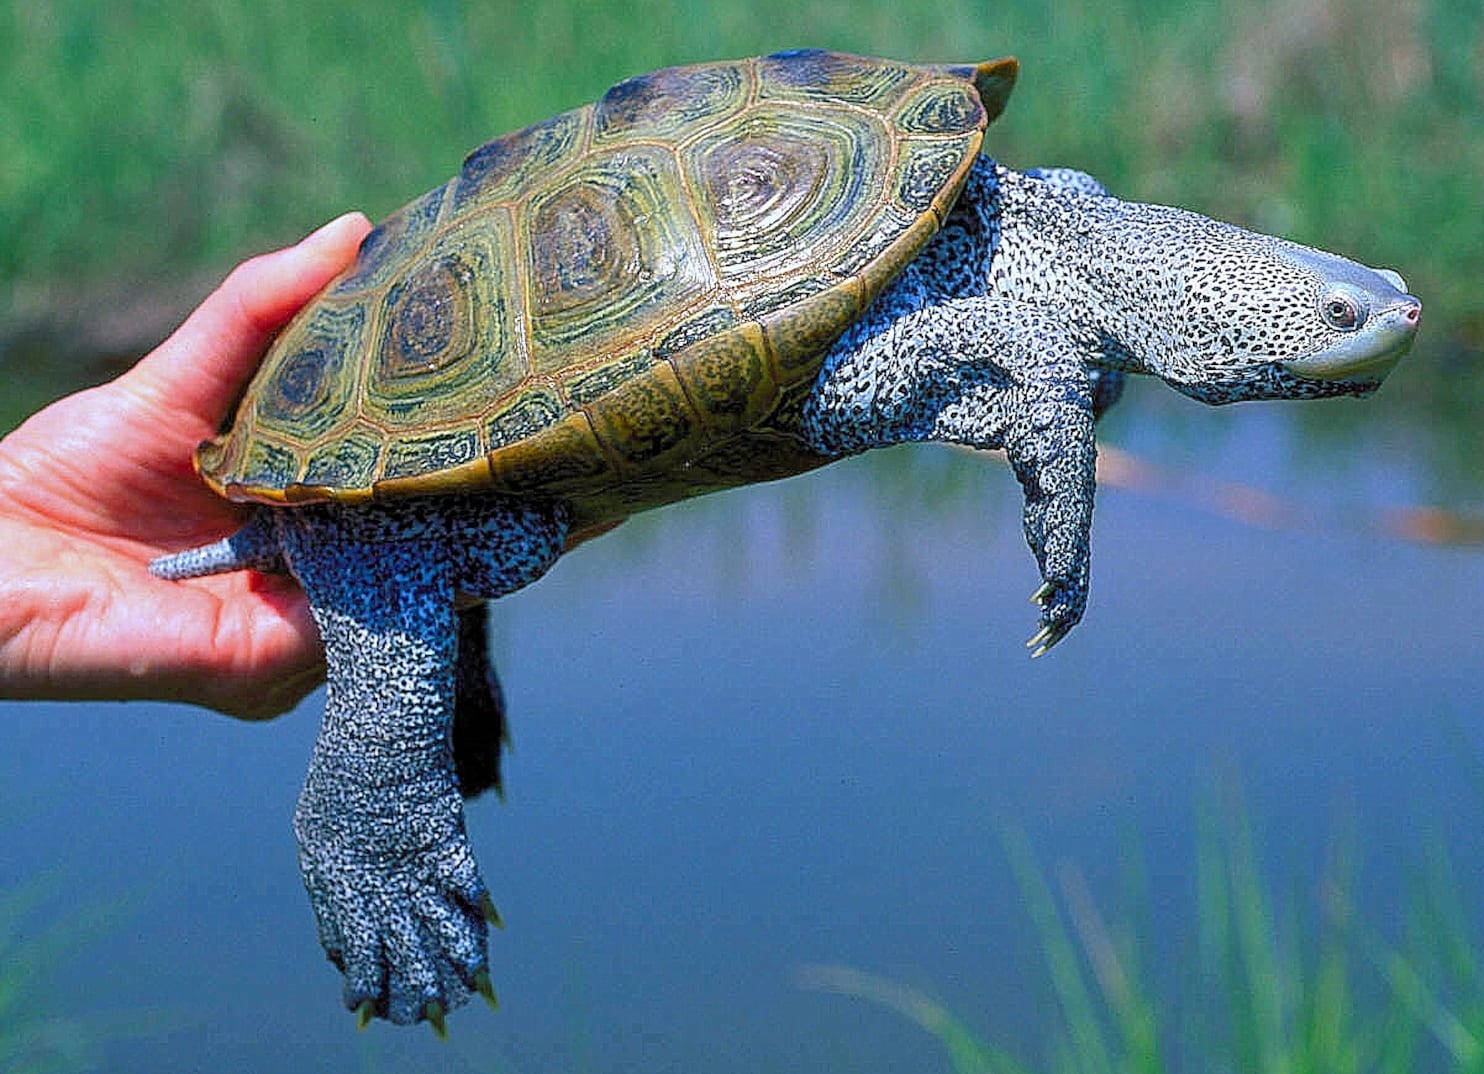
[
  {"left": 2, "top": 0, "right": 1480, "bottom": 321},
  {"left": 804, "top": 793, "right": 1484, "bottom": 1074}
]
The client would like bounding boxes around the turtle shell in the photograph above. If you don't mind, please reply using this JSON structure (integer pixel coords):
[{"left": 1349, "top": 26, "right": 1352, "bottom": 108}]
[{"left": 197, "top": 50, "right": 1018, "bottom": 525}]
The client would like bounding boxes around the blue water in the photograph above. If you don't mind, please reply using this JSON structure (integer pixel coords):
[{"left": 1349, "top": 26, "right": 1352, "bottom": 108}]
[{"left": 4, "top": 381, "right": 1482, "bottom": 1072}]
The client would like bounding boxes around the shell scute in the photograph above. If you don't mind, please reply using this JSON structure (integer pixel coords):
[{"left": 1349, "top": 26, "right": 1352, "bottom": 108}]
[
  {"left": 252, "top": 300, "right": 365, "bottom": 441},
  {"left": 563, "top": 351, "right": 655, "bottom": 407},
  {"left": 331, "top": 184, "right": 449, "bottom": 297},
  {"left": 585, "top": 362, "right": 696, "bottom": 469},
  {"left": 595, "top": 61, "right": 748, "bottom": 143},
  {"left": 758, "top": 50, "right": 914, "bottom": 108},
  {"left": 687, "top": 104, "right": 885, "bottom": 284},
  {"left": 488, "top": 413, "right": 609, "bottom": 492},
  {"left": 669, "top": 321, "right": 772, "bottom": 428},
  {"left": 302, "top": 427, "right": 382, "bottom": 490},
  {"left": 759, "top": 277, "right": 866, "bottom": 384},
  {"left": 524, "top": 144, "right": 715, "bottom": 369},
  {"left": 893, "top": 78, "right": 985, "bottom": 136},
  {"left": 382, "top": 427, "right": 482, "bottom": 481},
  {"left": 238, "top": 437, "right": 301, "bottom": 492},
  {"left": 655, "top": 306, "right": 740, "bottom": 357},
  {"left": 487, "top": 388, "right": 566, "bottom": 450},
  {"left": 453, "top": 107, "right": 591, "bottom": 211},
  {"left": 897, "top": 135, "right": 982, "bottom": 216},
  {"left": 363, "top": 211, "right": 523, "bottom": 430}
]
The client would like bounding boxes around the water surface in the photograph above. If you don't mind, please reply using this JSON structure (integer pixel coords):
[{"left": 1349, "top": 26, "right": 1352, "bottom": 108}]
[{"left": 3, "top": 382, "right": 1482, "bottom": 1072}]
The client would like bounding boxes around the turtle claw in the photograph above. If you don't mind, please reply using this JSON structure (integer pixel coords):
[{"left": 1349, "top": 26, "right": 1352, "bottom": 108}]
[
  {"left": 1028, "top": 620, "right": 1073, "bottom": 658},
  {"left": 355, "top": 999, "right": 375, "bottom": 1031},
  {"left": 473, "top": 968, "right": 499, "bottom": 1011},
  {"left": 482, "top": 893, "right": 504, "bottom": 930},
  {"left": 1030, "top": 580, "right": 1056, "bottom": 605},
  {"left": 1026, "top": 624, "right": 1055, "bottom": 651},
  {"left": 425, "top": 1001, "right": 449, "bottom": 1041}
]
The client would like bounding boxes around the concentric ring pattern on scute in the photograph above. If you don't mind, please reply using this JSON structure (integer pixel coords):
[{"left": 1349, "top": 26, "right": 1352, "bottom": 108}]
[{"left": 197, "top": 50, "right": 1003, "bottom": 516}]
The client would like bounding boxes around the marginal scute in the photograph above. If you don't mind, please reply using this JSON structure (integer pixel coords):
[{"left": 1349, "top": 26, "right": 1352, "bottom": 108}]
[
  {"left": 383, "top": 427, "right": 481, "bottom": 480},
  {"left": 563, "top": 350, "right": 655, "bottom": 406},
  {"left": 669, "top": 321, "right": 772, "bottom": 426},
  {"left": 303, "top": 429, "right": 382, "bottom": 489},
  {"left": 759, "top": 278, "right": 866, "bottom": 382},
  {"left": 487, "top": 388, "right": 565, "bottom": 450},
  {"left": 586, "top": 361, "right": 696, "bottom": 468},
  {"left": 894, "top": 79, "right": 985, "bottom": 135},
  {"left": 239, "top": 437, "right": 302, "bottom": 490},
  {"left": 743, "top": 275, "right": 831, "bottom": 320},
  {"left": 487, "top": 413, "right": 609, "bottom": 491},
  {"left": 655, "top": 306, "right": 740, "bottom": 357},
  {"left": 371, "top": 455, "right": 492, "bottom": 499},
  {"left": 897, "top": 137, "right": 979, "bottom": 215},
  {"left": 855, "top": 209, "right": 940, "bottom": 296}
]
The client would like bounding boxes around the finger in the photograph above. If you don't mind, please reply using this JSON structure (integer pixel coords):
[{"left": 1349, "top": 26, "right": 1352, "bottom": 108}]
[{"left": 129, "top": 211, "right": 372, "bottom": 427}]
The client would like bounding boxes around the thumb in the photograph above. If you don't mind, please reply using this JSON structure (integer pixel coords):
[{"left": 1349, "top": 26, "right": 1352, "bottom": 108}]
[{"left": 129, "top": 211, "right": 372, "bottom": 427}]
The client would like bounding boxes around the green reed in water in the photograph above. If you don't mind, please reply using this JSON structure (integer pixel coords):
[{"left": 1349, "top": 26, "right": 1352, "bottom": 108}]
[
  {"left": 0, "top": 877, "right": 108, "bottom": 1074},
  {"left": 0, "top": 864, "right": 160, "bottom": 1074},
  {"left": 804, "top": 795, "right": 1484, "bottom": 1074}
]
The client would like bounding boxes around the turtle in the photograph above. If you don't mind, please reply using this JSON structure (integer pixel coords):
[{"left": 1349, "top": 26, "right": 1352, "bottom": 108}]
[{"left": 150, "top": 49, "right": 1422, "bottom": 1032}]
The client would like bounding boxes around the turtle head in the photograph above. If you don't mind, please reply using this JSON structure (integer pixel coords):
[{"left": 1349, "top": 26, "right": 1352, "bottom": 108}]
[
  {"left": 1120, "top": 209, "right": 1422, "bottom": 404},
  {"left": 978, "top": 163, "right": 1419, "bottom": 404}
]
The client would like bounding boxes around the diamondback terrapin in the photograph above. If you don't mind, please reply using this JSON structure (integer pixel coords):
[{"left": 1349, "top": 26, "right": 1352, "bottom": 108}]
[{"left": 151, "top": 50, "right": 1421, "bottom": 1032}]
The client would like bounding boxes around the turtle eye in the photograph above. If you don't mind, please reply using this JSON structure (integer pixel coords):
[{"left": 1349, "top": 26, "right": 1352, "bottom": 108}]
[{"left": 1320, "top": 290, "right": 1365, "bottom": 331}]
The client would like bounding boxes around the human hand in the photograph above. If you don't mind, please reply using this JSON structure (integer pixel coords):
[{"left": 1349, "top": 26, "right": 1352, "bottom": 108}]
[{"left": 0, "top": 212, "right": 372, "bottom": 719}]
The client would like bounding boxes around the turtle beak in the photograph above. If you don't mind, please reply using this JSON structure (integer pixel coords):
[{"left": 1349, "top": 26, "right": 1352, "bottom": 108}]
[
  {"left": 1283, "top": 292, "right": 1421, "bottom": 384},
  {"left": 1280, "top": 254, "right": 1422, "bottom": 387}
]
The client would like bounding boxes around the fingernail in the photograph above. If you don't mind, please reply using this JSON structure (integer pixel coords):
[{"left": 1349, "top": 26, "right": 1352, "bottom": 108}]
[{"left": 301, "top": 210, "right": 369, "bottom": 247}]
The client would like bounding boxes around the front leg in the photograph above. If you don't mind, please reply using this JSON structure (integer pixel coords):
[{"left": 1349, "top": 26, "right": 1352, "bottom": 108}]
[
  {"left": 803, "top": 292, "right": 1097, "bottom": 654},
  {"left": 938, "top": 372, "right": 1095, "bottom": 654}
]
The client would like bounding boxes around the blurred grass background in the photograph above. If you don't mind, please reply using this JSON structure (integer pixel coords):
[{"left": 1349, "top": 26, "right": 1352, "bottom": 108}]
[{"left": 1, "top": 0, "right": 1480, "bottom": 479}]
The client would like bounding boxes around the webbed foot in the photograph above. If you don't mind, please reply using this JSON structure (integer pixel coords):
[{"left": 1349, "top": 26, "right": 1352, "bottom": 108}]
[{"left": 294, "top": 776, "right": 493, "bottom": 1030}]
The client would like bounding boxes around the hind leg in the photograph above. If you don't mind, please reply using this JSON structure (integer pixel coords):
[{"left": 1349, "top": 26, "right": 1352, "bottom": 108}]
[{"left": 278, "top": 495, "right": 565, "bottom": 1029}]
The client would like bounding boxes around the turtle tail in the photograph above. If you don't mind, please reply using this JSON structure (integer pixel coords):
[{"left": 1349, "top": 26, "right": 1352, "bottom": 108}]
[
  {"left": 148, "top": 509, "right": 285, "bottom": 580},
  {"left": 452, "top": 603, "right": 510, "bottom": 801}
]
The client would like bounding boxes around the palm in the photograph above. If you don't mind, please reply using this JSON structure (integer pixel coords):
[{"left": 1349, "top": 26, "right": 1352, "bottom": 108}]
[{"left": 0, "top": 213, "right": 370, "bottom": 718}]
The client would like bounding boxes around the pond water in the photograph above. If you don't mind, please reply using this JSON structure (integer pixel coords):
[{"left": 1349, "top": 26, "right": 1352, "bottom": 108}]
[{"left": 3, "top": 375, "right": 1482, "bottom": 1072}]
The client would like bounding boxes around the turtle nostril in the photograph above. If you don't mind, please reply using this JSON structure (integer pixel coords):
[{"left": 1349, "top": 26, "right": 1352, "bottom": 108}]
[{"left": 1404, "top": 301, "right": 1421, "bottom": 325}]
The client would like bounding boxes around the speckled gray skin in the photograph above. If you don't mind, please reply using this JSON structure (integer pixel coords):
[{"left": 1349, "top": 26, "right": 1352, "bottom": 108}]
[
  {"left": 801, "top": 157, "right": 1420, "bottom": 648},
  {"left": 158, "top": 495, "right": 566, "bottom": 1025},
  {"left": 150, "top": 155, "right": 1420, "bottom": 1030}
]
